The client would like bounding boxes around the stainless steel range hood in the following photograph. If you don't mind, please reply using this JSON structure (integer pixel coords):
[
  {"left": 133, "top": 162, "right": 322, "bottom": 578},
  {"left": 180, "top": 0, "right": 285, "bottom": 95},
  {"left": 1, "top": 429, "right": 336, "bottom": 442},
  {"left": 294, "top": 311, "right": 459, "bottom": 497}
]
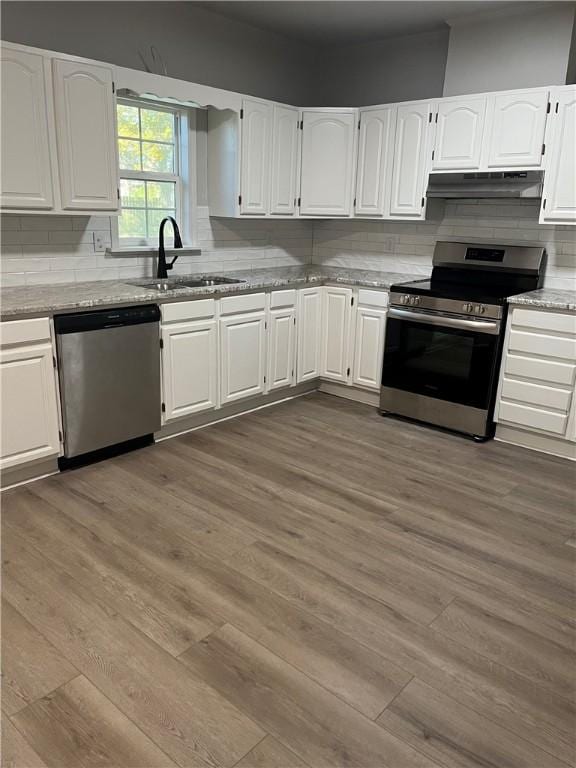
[{"left": 426, "top": 171, "right": 543, "bottom": 199}]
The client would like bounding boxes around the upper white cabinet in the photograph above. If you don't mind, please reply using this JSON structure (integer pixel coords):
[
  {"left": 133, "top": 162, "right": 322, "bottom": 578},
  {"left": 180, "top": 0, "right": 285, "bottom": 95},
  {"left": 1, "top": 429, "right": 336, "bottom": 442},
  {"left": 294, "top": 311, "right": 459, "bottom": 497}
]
[
  {"left": 355, "top": 106, "right": 396, "bottom": 217},
  {"left": 320, "top": 286, "right": 353, "bottom": 382},
  {"left": 53, "top": 59, "right": 118, "bottom": 211},
  {"left": 270, "top": 104, "right": 300, "bottom": 216},
  {"left": 240, "top": 98, "right": 271, "bottom": 215},
  {"left": 540, "top": 86, "right": 576, "bottom": 224},
  {"left": 389, "top": 101, "right": 433, "bottom": 219},
  {"left": 432, "top": 96, "right": 487, "bottom": 171},
  {"left": 0, "top": 46, "right": 54, "bottom": 210},
  {"left": 300, "top": 110, "right": 357, "bottom": 217},
  {"left": 1, "top": 318, "right": 61, "bottom": 471},
  {"left": 297, "top": 287, "right": 322, "bottom": 382},
  {"left": 485, "top": 89, "right": 548, "bottom": 169}
]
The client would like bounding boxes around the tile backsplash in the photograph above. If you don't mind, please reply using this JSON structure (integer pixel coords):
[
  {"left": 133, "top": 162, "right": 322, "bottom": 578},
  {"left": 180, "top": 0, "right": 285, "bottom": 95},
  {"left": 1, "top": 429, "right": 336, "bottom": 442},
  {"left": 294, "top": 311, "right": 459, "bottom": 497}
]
[
  {"left": 1, "top": 199, "right": 575, "bottom": 290},
  {"left": 313, "top": 199, "right": 576, "bottom": 291}
]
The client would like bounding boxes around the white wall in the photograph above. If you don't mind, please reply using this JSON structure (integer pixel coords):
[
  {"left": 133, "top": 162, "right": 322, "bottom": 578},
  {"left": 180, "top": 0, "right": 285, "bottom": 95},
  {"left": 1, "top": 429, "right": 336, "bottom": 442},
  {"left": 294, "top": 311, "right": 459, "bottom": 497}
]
[
  {"left": 313, "top": 200, "right": 576, "bottom": 291},
  {"left": 444, "top": 5, "right": 576, "bottom": 96}
]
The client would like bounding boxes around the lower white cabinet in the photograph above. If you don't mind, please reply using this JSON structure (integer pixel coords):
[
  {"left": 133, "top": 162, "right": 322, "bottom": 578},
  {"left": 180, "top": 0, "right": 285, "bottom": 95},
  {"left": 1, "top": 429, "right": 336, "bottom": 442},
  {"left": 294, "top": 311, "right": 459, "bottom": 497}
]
[
  {"left": 297, "top": 287, "right": 323, "bottom": 382},
  {"left": 320, "top": 286, "right": 353, "bottom": 382},
  {"left": 0, "top": 318, "right": 61, "bottom": 470},
  {"left": 352, "top": 299, "right": 387, "bottom": 391},
  {"left": 220, "top": 311, "right": 266, "bottom": 404},
  {"left": 267, "top": 306, "right": 296, "bottom": 391}
]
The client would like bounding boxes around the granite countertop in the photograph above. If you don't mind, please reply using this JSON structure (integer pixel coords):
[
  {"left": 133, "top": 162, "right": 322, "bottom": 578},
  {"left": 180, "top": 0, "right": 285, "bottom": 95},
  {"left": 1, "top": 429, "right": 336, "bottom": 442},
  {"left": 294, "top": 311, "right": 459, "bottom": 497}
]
[
  {"left": 508, "top": 288, "right": 576, "bottom": 312},
  {"left": 0, "top": 266, "right": 422, "bottom": 320}
]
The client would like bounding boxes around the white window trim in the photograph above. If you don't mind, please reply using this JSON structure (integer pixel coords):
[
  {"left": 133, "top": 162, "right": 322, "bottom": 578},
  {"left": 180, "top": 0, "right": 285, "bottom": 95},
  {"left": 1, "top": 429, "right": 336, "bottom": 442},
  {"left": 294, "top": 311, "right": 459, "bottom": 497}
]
[{"left": 111, "top": 99, "right": 198, "bottom": 253}]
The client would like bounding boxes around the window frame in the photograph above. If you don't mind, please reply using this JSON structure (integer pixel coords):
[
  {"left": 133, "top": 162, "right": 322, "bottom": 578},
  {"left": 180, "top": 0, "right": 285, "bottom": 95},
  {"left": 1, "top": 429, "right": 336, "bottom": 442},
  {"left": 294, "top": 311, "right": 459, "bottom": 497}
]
[{"left": 112, "top": 98, "right": 197, "bottom": 250}]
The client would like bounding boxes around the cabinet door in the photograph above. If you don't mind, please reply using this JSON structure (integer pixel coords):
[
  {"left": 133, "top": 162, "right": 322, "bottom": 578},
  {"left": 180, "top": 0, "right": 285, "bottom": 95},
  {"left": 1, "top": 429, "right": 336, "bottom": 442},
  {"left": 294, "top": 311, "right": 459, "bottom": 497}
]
[
  {"left": 270, "top": 105, "right": 300, "bottom": 216},
  {"left": 240, "top": 98, "right": 271, "bottom": 215},
  {"left": 297, "top": 288, "right": 322, "bottom": 382},
  {"left": 486, "top": 89, "right": 548, "bottom": 169},
  {"left": 162, "top": 320, "right": 217, "bottom": 421},
  {"left": 541, "top": 87, "right": 576, "bottom": 223},
  {"left": 220, "top": 312, "right": 266, "bottom": 404},
  {"left": 355, "top": 107, "right": 395, "bottom": 217},
  {"left": 432, "top": 96, "right": 487, "bottom": 170},
  {"left": 353, "top": 307, "right": 387, "bottom": 391},
  {"left": 1, "top": 342, "right": 60, "bottom": 470},
  {"left": 52, "top": 58, "right": 118, "bottom": 210},
  {"left": 321, "top": 286, "right": 353, "bottom": 383},
  {"left": 0, "top": 47, "right": 54, "bottom": 209},
  {"left": 300, "top": 111, "right": 356, "bottom": 216},
  {"left": 389, "top": 102, "right": 432, "bottom": 219},
  {"left": 267, "top": 307, "right": 296, "bottom": 391}
]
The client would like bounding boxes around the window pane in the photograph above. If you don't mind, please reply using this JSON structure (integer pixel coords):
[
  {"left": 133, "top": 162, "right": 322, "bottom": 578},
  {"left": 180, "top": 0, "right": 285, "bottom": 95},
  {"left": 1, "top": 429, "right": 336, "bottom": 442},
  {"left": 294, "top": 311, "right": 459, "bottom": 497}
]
[
  {"left": 119, "top": 208, "right": 146, "bottom": 239},
  {"left": 147, "top": 209, "right": 176, "bottom": 237},
  {"left": 146, "top": 181, "right": 175, "bottom": 209},
  {"left": 141, "top": 109, "right": 174, "bottom": 142},
  {"left": 117, "top": 104, "right": 140, "bottom": 138},
  {"left": 118, "top": 139, "right": 141, "bottom": 170},
  {"left": 142, "top": 141, "right": 174, "bottom": 173},
  {"left": 120, "top": 179, "right": 146, "bottom": 208}
]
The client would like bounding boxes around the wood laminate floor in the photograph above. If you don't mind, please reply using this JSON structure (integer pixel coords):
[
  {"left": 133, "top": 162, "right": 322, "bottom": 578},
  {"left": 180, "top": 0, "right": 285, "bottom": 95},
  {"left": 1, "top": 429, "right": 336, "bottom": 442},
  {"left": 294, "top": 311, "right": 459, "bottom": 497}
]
[{"left": 2, "top": 393, "right": 575, "bottom": 768}]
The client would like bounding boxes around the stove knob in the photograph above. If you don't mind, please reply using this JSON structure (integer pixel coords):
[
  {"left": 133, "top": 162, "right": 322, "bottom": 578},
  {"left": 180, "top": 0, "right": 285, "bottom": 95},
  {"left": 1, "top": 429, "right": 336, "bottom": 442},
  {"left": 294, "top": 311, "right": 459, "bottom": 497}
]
[
  {"left": 475, "top": 304, "right": 486, "bottom": 314},
  {"left": 401, "top": 295, "right": 410, "bottom": 305},
  {"left": 412, "top": 296, "right": 421, "bottom": 306},
  {"left": 463, "top": 303, "right": 474, "bottom": 313}
]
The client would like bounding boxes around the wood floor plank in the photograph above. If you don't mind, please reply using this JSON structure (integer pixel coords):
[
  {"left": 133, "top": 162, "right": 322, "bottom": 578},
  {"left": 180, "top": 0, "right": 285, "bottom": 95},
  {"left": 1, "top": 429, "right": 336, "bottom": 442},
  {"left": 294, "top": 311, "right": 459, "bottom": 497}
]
[
  {"left": 179, "top": 624, "right": 440, "bottom": 768},
  {"left": 1, "top": 600, "right": 77, "bottom": 716},
  {"left": 376, "top": 677, "right": 569, "bottom": 768},
  {"left": 430, "top": 598, "right": 576, "bottom": 700},
  {"left": 12, "top": 675, "right": 177, "bottom": 768},
  {"left": 2, "top": 530, "right": 265, "bottom": 768},
  {"left": 234, "top": 736, "right": 310, "bottom": 768},
  {"left": 1, "top": 718, "right": 48, "bottom": 768}
]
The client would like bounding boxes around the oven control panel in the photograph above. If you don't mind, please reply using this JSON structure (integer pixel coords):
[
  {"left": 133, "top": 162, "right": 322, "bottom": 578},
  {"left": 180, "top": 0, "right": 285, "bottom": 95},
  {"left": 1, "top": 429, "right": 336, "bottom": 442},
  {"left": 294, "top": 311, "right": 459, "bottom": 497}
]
[
  {"left": 389, "top": 292, "right": 503, "bottom": 320},
  {"left": 399, "top": 295, "right": 421, "bottom": 307}
]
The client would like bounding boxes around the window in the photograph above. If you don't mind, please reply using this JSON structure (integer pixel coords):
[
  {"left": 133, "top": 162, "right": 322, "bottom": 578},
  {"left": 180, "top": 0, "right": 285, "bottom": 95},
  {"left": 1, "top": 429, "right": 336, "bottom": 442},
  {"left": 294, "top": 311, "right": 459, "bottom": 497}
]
[{"left": 116, "top": 101, "right": 182, "bottom": 246}]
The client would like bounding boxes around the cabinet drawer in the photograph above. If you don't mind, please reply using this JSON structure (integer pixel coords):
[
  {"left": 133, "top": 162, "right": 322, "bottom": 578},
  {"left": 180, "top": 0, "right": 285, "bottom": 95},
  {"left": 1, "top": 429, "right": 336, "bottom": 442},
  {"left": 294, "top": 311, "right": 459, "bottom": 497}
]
[
  {"left": 501, "top": 378, "right": 572, "bottom": 412},
  {"left": 162, "top": 299, "right": 215, "bottom": 323},
  {"left": 512, "top": 308, "right": 576, "bottom": 335},
  {"left": 498, "top": 401, "right": 568, "bottom": 436},
  {"left": 270, "top": 289, "right": 296, "bottom": 308},
  {"left": 220, "top": 292, "right": 266, "bottom": 315},
  {"left": 508, "top": 330, "right": 576, "bottom": 362},
  {"left": 1, "top": 317, "right": 51, "bottom": 346},
  {"left": 504, "top": 354, "right": 576, "bottom": 386},
  {"left": 357, "top": 289, "right": 388, "bottom": 309}
]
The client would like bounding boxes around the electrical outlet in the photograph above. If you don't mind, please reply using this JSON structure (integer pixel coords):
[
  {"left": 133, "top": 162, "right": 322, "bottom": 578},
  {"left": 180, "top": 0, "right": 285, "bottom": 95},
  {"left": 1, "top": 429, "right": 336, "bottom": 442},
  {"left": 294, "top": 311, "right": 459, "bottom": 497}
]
[{"left": 93, "top": 232, "right": 107, "bottom": 251}]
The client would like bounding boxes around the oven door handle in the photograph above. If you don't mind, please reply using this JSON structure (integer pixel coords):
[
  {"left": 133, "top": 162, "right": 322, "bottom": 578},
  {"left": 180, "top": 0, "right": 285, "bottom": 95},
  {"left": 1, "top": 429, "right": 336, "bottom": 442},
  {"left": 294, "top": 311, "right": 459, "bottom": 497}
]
[{"left": 388, "top": 307, "right": 500, "bottom": 334}]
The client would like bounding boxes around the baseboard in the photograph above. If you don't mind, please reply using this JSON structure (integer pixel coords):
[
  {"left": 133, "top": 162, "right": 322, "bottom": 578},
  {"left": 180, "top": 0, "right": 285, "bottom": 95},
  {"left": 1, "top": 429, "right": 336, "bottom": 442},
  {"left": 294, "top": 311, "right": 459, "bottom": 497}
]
[
  {"left": 156, "top": 382, "right": 319, "bottom": 441},
  {"left": 495, "top": 424, "right": 576, "bottom": 461},
  {"left": 1, "top": 456, "right": 59, "bottom": 491},
  {"left": 318, "top": 380, "right": 380, "bottom": 406}
]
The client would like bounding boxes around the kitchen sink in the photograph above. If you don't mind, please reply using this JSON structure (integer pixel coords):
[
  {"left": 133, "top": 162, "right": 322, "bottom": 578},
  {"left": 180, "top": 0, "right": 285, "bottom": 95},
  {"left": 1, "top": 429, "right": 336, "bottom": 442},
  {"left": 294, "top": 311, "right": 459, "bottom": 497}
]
[{"left": 129, "top": 276, "right": 245, "bottom": 291}]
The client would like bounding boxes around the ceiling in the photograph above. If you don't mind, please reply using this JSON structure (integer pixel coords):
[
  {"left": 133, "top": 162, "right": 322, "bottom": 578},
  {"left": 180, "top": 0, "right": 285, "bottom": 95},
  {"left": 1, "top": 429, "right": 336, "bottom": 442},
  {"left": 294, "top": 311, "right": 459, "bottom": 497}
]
[{"left": 194, "top": 1, "right": 545, "bottom": 45}]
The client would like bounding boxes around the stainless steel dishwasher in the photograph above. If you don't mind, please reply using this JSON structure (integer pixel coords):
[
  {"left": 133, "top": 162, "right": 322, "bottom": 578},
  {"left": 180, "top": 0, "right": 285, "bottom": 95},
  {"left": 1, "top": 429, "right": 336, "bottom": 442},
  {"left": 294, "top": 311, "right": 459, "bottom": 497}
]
[{"left": 54, "top": 305, "right": 161, "bottom": 466}]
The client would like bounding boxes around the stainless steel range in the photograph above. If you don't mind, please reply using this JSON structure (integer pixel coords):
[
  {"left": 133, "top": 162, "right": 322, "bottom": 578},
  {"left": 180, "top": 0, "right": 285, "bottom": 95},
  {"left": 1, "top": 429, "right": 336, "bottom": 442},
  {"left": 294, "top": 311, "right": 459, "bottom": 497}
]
[{"left": 380, "top": 241, "right": 546, "bottom": 440}]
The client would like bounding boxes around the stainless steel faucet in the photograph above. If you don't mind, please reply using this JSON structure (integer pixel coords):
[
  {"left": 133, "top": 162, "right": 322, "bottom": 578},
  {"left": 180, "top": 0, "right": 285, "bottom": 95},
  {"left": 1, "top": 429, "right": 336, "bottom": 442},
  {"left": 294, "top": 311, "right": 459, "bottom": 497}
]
[{"left": 157, "top": 217, "right": 183, "bottom": 279}]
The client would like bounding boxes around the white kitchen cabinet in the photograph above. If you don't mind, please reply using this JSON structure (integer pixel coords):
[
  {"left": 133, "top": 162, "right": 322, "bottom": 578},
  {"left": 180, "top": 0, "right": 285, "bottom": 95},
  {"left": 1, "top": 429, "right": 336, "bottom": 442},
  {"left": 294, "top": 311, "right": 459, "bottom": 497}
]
[
  {"left": 0, "top": 46, "right": 54, "bottom": 210},
  {"left": 540, "top": 86, "right": 576, "bottom": 223},
  {"left": 389, "top": 100, "right": 433, "bottom": 219},
  {"left": 52, "top": 58, "right": 118, "bottom": 211},
  {"left": 270, "top": 104, "right": 300, "bottom": 216},
  {"left": 220, "top": 311, "right": 266, "bottom": 404},
  {"left": 300, "top": 110, "right": 357, "bottom": 216},
  {"left": 267, "top": 307, "right": 296, "bottom": 391},
  {"left": 297, "top": 287, "right": 322, "bottom": 382},
  {"left": 485, "top": 88, "right": 548, "bottom": 169},
  {"left": 321, "top": 286, "right": 353, "bottom": 383},
  {"left": 240, "top": 98, "right": 272, "bottom": 215},
  {"left": 352, "top": 290, "right": 388, "bottom": 391},
  {"left": 1, "top": 318, "right": 61, "bottom": 471},
  {"left": 355, "top": 106, "right": 396, "bottom": 217},
  {"left": 432, "top": 95, "right": 487, "bottom": 171}
]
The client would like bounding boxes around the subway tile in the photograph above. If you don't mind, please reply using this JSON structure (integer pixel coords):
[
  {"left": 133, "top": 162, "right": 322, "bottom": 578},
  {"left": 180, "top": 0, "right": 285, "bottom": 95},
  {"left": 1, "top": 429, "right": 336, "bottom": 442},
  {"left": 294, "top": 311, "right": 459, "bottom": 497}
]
[
  {"left": 25, "top": 269, "right": 75, "bottom": 285},
  {"left": 0, "top": 215, "right": 21, "bottom": 230},
  {"left": 20, "top": 216, "right": 73, "bottom": 230}
]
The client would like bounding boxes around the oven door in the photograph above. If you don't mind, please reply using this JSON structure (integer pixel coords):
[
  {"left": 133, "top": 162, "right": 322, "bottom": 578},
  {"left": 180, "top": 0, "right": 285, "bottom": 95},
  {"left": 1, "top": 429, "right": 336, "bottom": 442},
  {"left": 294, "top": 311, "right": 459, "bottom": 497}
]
[{"left": 382, "top": 307, "right": 501, "bottom": 410}]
